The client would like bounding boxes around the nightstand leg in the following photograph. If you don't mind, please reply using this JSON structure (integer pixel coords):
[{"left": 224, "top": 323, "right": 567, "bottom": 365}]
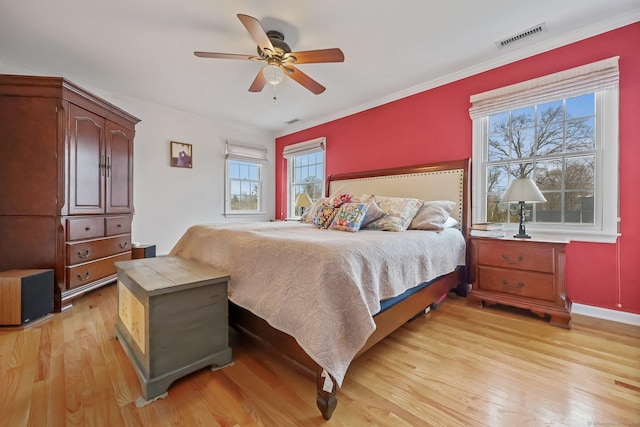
[{"left": 549, "top": 315, "right": 571, "bottom": 329}]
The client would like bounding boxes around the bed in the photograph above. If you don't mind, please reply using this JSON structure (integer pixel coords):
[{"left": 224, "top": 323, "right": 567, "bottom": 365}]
[{"left": 169, "top": 158, "right": 471, "bottom": 419}]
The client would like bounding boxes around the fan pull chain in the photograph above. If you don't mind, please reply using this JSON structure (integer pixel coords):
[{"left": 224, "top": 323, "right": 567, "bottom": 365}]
[{"left": 272, "top": 83, "right": 277, "bottom": 103}]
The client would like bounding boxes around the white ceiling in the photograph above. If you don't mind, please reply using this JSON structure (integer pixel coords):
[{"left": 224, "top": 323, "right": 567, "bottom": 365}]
[{"left": 1, "top": 1, "right": 638, "bottom": 137}]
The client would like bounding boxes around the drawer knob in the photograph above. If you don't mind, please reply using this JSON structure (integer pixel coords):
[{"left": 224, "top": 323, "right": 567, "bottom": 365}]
[
  {"left": 85, "top": 226, "right": 91, "bottom": 231},
  {"left": 503, "top": 279, "right": 525, "bottom": 290},
  {"left": 77, "top": 272, "right": 91, "bottom": 282},
  {"left": 117, "top": 224, "right": 122, "bottom": 228},
  {"left": 502, "top": 254, "right": 524, "bottom": 264},
  {"left": 77, "top": 250, "right": 91, "bottom": 259},
  {"left": 119, "top": 242, "right": 129, "bottom": 249}
]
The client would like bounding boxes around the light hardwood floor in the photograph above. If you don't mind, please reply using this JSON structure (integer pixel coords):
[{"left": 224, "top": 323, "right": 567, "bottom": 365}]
[{"left": 1, "top": 283, "right": 638, "bottom": 427}]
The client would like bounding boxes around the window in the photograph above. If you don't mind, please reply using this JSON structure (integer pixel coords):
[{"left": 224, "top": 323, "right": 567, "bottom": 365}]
[
  {"left": 283, "top": 137, "right": 326, "bottom": 218},
  {"left": 225, "top": 142, "right": 268, "bottom": 215},
  {"left": 470, "top": 57, "right": 619, "bottom": 242}
]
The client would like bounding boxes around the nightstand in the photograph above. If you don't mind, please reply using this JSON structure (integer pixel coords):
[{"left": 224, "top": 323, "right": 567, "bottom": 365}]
[{"left": 467, "top": 236, "right": 572, "bottom": 328}]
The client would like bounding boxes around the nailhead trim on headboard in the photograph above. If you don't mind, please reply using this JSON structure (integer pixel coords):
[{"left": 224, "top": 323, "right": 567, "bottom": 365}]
[{"left": 329, "top": 168, "right": 465, "bottom": 230}]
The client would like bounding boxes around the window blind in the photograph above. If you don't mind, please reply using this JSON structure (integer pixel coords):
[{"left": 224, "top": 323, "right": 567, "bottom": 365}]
[
  {"left": 282, "top": 137, "right": 326, "bottom": 159},
  {"left": 469, "top": 56, "right": 619, "bottom": 119},
  {"left": 226, "top": 141, "right": 268, "bottom": 163}
]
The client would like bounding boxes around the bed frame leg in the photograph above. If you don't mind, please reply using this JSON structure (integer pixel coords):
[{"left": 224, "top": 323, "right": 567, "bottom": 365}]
[
  {"left": 316, "top": 366, "right": 337, "bottom": 420},
  {"left": 455, "top": 282, "right": 471, "bottom": 297}
]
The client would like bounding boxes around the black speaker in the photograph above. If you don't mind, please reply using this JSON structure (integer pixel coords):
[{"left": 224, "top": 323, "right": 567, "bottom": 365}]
[
  {"left": 132, "top": 244, "right": 156, "bottom": 259},
  {"left": 0, "top": 269, "right": 54, "bottom": 326}
]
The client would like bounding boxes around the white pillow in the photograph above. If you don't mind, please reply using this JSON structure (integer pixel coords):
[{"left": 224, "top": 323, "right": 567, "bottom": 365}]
[{"left": 443, "top": 216, "right": 459, "bottom": 228}]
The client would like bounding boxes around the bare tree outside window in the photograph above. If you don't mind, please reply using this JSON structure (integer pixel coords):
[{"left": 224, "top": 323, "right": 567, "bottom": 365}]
[
  {"left": 486, "top": 93, "right": 596, "bottom": 225},
  {"left": 229, "top": 160, "right": 261, "bottom": 212}
]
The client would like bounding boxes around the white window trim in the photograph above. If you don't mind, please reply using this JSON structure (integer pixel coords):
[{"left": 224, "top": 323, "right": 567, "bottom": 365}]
[
  {"left": 471, "top": 58, "right": 620, "bottom": 243},
  {"left": 224, "top": 141, "right": 267, "bottom": 217},
  {"left": 284, "top": 137, "right": 326, "bottom": 219}
]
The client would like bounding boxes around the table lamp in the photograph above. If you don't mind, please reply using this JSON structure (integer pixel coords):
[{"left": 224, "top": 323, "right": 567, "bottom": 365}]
[
  {"left": 295, "top": 193, "right": 312, "bottom": 216},
  {"left": 502, "top": 178, "right": 547, "bottom": 239}
]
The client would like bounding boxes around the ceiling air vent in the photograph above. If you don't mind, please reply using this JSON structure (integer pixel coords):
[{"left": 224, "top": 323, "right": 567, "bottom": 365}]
[{"left": 495, "top": 22, "right": 547, "bottom": 49}]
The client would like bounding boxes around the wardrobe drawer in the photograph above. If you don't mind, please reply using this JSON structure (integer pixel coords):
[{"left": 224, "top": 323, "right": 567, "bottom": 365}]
[
  {"left": 67, "top": 217, "right": 105, "bottom": 241},
  {"left": 67, "top": 235, "right": 132, "bottom": 265},
  {"left": 476, "top": 240, "right": 554, "bottom": 273},
  {"left": 106, "top": 216, "right": 132, "bottom": 236},
  {"left": 477, "top": 267, "right": 556, "bottom": 302},
  {"left": 66, "top": 252, "right": 131, "bottom": 289}
]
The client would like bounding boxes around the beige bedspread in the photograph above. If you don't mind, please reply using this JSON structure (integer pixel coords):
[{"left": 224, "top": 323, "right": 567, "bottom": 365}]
[{"left": 169, "top": 221, "right": 465, "bottom": 386}]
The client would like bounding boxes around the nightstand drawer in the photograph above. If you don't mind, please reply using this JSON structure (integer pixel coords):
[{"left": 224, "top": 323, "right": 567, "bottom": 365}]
[
  {"left": 477, "top": 267, "right": 556, "bottom": 301},
  {"left": 477, "top": 240, "right": 554, "bottom": 273}
]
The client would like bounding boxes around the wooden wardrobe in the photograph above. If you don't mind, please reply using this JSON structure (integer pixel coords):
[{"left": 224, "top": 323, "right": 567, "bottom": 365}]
[{"left": 0, "top": 74, "right": 140, "bottom": 310}]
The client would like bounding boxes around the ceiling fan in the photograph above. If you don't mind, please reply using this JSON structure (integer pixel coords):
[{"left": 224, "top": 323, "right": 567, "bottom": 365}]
[{"left": 194, "top": 14, "right": 344, "bottom": 95}]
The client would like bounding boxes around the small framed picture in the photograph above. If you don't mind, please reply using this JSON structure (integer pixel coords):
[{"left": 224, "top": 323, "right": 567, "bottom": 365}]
[{"left": 170, "top": 141, "right": 192, "bottom": 168}]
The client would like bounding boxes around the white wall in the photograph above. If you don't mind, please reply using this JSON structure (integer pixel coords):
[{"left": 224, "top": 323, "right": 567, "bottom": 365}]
[
  {"left": 1, "top": 64, "right": 276, "bottom": 255},
  {"left": 98, "top": 92, "right": 275, "bottom": 255}
]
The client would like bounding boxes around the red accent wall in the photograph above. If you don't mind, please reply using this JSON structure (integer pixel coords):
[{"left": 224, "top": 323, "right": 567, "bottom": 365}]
[{"left": 276, "top": 22, "right": 640, "bottom": 315}]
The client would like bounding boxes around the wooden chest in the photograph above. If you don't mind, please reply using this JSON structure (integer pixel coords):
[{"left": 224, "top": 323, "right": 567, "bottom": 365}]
[{"left": 114, "top": 256, "right": 232, "bottom": 400}]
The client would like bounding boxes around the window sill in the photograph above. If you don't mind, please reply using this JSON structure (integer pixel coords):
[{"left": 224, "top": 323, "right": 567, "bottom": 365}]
[{"left": 224, "top": 211, "right": 267, "bottom": 218}]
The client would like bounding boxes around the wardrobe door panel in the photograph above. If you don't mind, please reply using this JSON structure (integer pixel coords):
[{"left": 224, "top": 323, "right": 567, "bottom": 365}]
[
  {"left": 106, "top": 122, "right": 134, "bottom": 214},
  {"left": 69, "top": 104, "right": 105, "bottom": 215}
]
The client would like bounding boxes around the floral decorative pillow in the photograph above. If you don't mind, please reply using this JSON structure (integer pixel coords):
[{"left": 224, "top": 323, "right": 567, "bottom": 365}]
[
  {"left": 302, "top": 197, "right": 328, "bottom": 223},
  {"left": 327, "top": 184, "right": 355, "bottom": 207},
  {"left": 409, "top": 200, "right": 457, "bottom": 230},
  {"left": 312, "top": 204, "right": 338, "bottom": 229},
  {"left": 329, "top": 192, "right": 352, "bottom": 208},
  {"left": 365, "top": 196, "right": 422, "bottom": 232},
  {"left": 329, "top": 203, "right": 369, "bottom": 232}
]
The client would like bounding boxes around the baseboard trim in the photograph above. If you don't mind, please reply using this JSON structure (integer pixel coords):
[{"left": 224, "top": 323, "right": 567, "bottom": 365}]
[{"left": 572, "top": 303, "right": 640, "bottom": 327}]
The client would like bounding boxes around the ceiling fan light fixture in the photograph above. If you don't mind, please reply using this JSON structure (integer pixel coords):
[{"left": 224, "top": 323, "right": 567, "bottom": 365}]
[
  {"left": 263, "top": 64, "right": 284, "bottom": 85},
  {"left": 195, "top": 14, "right": 344, "bottom": 95}
]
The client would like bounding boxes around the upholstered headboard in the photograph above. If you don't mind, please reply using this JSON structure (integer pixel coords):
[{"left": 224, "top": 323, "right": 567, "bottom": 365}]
[{"left": 327, "top": 159, "right": 471, "bottom": 234}]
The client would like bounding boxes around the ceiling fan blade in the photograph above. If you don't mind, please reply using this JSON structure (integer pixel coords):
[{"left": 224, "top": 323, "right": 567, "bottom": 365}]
[
  {"left": 284, "top": 65, "right": 326, "bottom": 95},
  {"left": 237, "top": 14, "right": 274, "bottom": 53},
  {"left": 286, "top": 48, "right": 345, "bottom": 64},
  {"left": 194, "top": 51, "right": 257, "bottom": 60},
  {"left": 249, "top": 69, "right": 267, "bottom": 92}
]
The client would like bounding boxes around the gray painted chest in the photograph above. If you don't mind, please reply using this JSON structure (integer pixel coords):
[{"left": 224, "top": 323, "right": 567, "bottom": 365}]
[{"left": 114, "top": 256, "right": 232, "bottom": 400}]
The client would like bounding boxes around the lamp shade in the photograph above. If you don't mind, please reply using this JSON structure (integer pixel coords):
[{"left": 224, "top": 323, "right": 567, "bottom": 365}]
[
  {"left": 263, "top": 64, "right": 285, "bottom": 85},
  {"left": 295, "top": 193, "right": 312, "bottom": 209},
  {"left": 502, "top": 178, "right": 547, "bottom": 203}
]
